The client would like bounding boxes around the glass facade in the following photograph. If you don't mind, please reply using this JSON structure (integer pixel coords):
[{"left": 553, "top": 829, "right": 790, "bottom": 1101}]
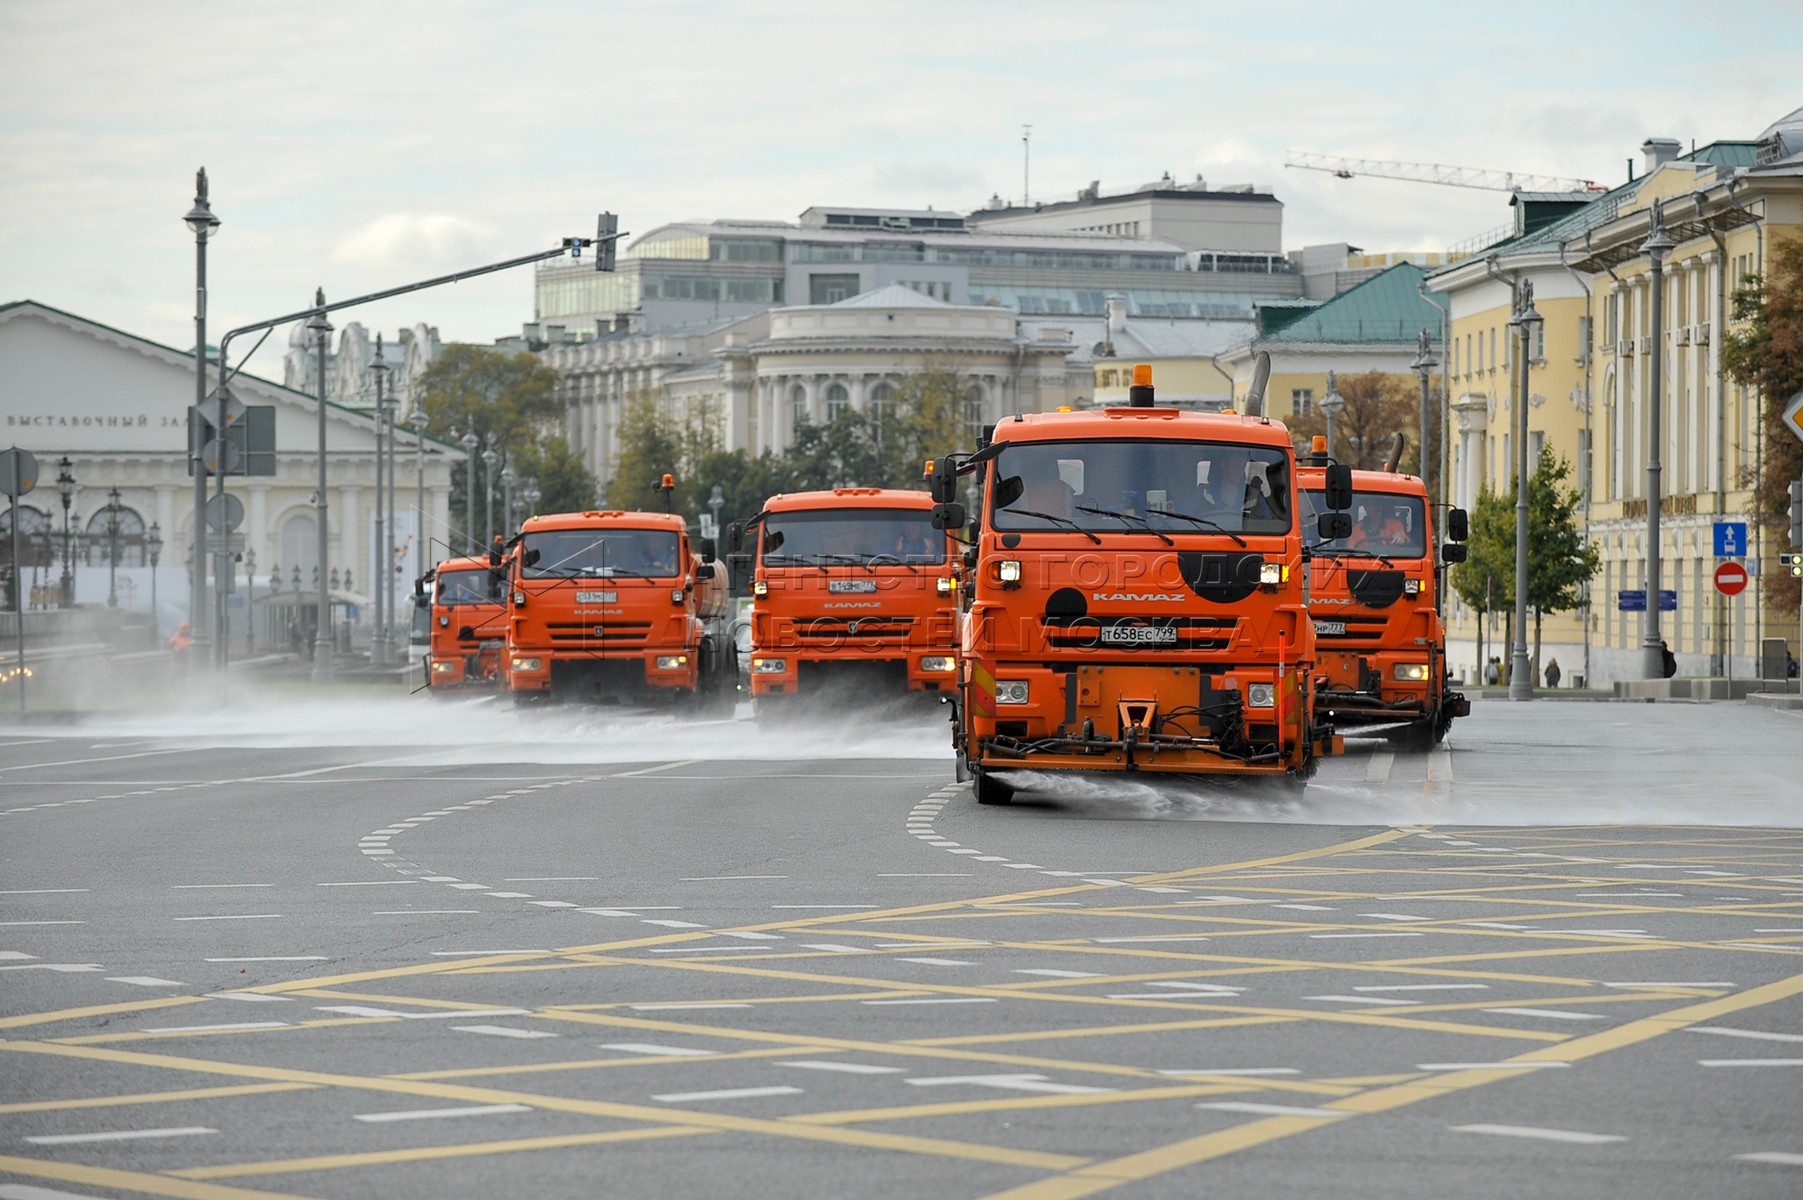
[{"left": 967, "top": 285, "right": 1261, "bottom": 319}]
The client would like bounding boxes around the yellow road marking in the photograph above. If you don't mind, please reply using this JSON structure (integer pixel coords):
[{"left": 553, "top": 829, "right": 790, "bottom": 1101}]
[
  {"left": 0, "top": 1155, "right": 309, "bottom": 1200},
  {"left": 170, "top": 1126, "right": 709, "bottom": 1180},
  {"left": 0, "top": 995, "right": 205, "bottom": 1031},
  {"left": 0, "top": 1082, "right": 312, "bottom": 1115},
  {"left": 791, "top": 1082, "right": 1250, "bottom": 1127}
]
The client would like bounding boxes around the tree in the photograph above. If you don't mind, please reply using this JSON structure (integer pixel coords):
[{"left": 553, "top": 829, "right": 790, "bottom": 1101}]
[
  {"left": 416, "top": 345, "right": 563, "bottom": 544},
  {"left": 1452, "top": 445, "right": 1600, "bottom": 673},
  {"left": 512, "top": 435, "right": 597, "bottom": 517},
  {"left": 605, "top": 394, "right": 702, "bottom": 516},
  {"left": 1723, "top": 234, "right": 1803, "bottom": 617},
  {"left": 1285, "top": 371, "right": 1422, "bottom": 474}
]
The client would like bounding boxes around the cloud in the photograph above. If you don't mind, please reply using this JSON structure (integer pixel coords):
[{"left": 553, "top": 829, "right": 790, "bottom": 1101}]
[{"left": 330, "top": 214, "right": 499, "bottom": 273}]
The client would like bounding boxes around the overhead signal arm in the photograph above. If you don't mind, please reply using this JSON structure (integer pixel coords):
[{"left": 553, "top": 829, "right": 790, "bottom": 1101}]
[{"left": 1284, "top": 151, "right": 1604, "bottom": 193}]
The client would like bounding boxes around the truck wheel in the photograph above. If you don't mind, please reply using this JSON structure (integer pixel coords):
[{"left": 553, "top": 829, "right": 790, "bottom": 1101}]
[{"left": 973, "top": 768, "right": 1014, "bottom": 806}]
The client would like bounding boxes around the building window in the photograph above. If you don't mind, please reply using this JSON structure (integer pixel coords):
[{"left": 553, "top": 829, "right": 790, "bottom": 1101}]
[
  {"left": 281, "top": 513, "right": 318, "bottom": 582},
  {"left": 0, "top": 505, "right": 51, "bottom": 572},
  {"left": 825, "top": 383, "right": 849, "bottom": 422},
  {"left": 809, "top": 274, "right": 859, "bottom": 304},
  {"left": 790, "top": 384, "right": 809, "bottom": 427},
  {"left": 1291, "top": 388, "right": 1314, "bottom": 416},
  {"left": 963, "top": 385, "right": 986, "bottom": 444},
  {"left": 868, "top": 382, "right": 893, "bottom": 441},
  {"left": 84, "top": 506, "right": 146, "bottom": 567},
  {"left": 1451, "top": 338, "right": 1459, "bottom": 377}
]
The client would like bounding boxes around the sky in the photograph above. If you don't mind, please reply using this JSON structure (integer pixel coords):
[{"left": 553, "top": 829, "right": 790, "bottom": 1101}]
[{"left": 2, "top": 0, "right": 1795, "bottom": 382}]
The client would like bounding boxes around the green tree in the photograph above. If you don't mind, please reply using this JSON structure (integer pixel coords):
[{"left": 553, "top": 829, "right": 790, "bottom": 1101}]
[
  {"left": 511, "top": 435, "right": 598, "bottom": 517},
  {"left": 416, "top": 345, "right": 563, "bottom": 546},
  {"left": 1285, "top": 371, "right": 1423, "bottom": 474},
  {"left": 1723, "top": 234, "right": 1803, "bottom": 617},
  {"left": 874, "top": 364, "right": 978, "bottom": 484}
]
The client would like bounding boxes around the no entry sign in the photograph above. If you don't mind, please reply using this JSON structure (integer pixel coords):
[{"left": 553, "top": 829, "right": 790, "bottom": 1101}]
[{"left": 1714, "top": 561, "right": 1749, "bottom": 596}]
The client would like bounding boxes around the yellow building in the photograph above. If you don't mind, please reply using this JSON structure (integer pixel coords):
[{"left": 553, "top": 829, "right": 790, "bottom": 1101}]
[{"left": 1430, "top": 116, "right": 1803, "bottom": 689}]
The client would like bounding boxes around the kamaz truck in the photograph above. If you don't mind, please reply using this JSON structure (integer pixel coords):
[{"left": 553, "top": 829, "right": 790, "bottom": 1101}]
[
  {"left": 931, "top": 365, "right": 1350, "bottom": 804},
  {"left": 421, "top": 554, "right": 507, "bottom": 691}
]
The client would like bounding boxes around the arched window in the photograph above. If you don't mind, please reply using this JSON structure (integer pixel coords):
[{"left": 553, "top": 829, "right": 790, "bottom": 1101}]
[
  {"left": 790, "top": 384, "right": 809, "bottom": 428},
  {"left": 281, "top": 513, "right": 318, "bottom": 585},
  {"left": 0, "top": 505, "right": 51, "bottom": 570},
  {"left": 868, "top": 382, "right": 894, "bottom": 443},
  {"left": 963, "top": 384, "right": 986, "bottom": 444},
  {"left": 84, "top": 506, "right": 146, "bottom": 567},
  {"left": 825, "top": 382, "right": 849, "bottom": 422}
]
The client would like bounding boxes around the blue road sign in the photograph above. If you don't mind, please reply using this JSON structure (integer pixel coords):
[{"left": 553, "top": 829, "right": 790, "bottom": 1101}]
[
  {"left": 1714, "top": 521, "right": 1749, "bottom": 557},
  {"left": 1618, "top": 590, "right": 1646, "bottom": 612},
  {"left": 1660, "top": 589, "right": 1677, "bottom": 611}
]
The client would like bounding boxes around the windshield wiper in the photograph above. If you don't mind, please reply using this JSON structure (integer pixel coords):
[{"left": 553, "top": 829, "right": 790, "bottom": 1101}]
[
  {"left": 814, "top": 553, "right": 878, "bottom": 573},
  {"left": 1316, "top": 547, "right": 1395, "bottom": 567},
  {"left": 762, "top": 554, "right": 826, "bottom": 571},
  {"left": 1075, "top": 502, "right": 1174, "bottom": 546},
  {"left": 998, "top": 508, "right": 1101, "bottom": 544},
  {"left": 1146, "top": 509, "right": 1248, "bottom": 547}
]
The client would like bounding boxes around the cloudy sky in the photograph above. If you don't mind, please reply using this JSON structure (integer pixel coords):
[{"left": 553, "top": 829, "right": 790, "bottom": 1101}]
[{"left": 2, "top": 0, "right": 1793, "bottom": 380}]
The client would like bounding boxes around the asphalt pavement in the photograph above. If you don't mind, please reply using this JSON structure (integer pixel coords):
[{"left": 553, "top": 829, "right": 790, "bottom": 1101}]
[{"left": 1, "top": 695, "right": 1800, "bottom": 1199}]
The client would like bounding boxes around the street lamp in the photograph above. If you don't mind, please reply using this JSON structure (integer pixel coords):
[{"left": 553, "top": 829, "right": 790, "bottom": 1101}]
[
  {"left": 104, "top": 487, "right": 122, "bottom": 608},
  {"left": 55, "top": 457, "right": 74, "bottom": 607},
  {"left": 185, "top": 168, "right": 220, "bottom": 666},
  {"left": 523, "top": 480, "right": 541, "bottom": 520},
  {"left": 369, "top": 334, "right": 391, "bottom": 667},
  {"left": 1508, "top": 279, "right": 1543, "bottom": 701},
  {"left": 460, "top": 430, "right": 479, "bottom": 552},
  {"left": 1319, "top": 371, "right": 1346, "bottom": 459},
  {"left": 409, "top": 403, "right": 427, "bottom": 572},
  {"left": 1641, "top": 200, "right": 1676, "bottom": 682},
  {"left": 482, "top": 445, "right": 499, "bottom": 547},
  {"left": 306, "top": 291, "right": 334, "bottom": 683},
  {"left": 501, "top": 463, "right": 517, "bottom": 534},
  {"left": 708, "top": 484, "right": 725, "bottom": 545},
  {"left": 1410, "top": 329, "right": 1438, "bottom": 489},
  {"left": 146, "top": 522, "right": 163, "bottom": 638}
]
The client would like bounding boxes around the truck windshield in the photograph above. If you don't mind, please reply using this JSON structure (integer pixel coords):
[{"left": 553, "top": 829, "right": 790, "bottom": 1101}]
[
  {"left": 520, "top": 529, "right": 681, "bottom": 578},
  {"left": 435, "top": 569, "right": 493, "bottom": 606},
  {"left": 989, "top": 439, "right": 1291, "bottom": 535},
  {"left": 762, "top": 507, "right": 944, "bottom": 565},
  {"left": 1302, "top": 490, "right": 1428, "bottom": 558}
]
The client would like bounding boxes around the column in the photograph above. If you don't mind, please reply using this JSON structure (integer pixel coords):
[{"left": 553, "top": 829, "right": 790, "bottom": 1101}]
[
  {"left": 247, "top": 485, "right": 270, "bottom": 568},
  {"left": 337, "top": 484, "right": 360, "bottom": 592}
]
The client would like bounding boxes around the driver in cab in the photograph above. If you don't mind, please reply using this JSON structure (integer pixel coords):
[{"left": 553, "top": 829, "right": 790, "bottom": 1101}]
[{"left": 1348, "top": 503, "right": 1408, "bottom": 548}]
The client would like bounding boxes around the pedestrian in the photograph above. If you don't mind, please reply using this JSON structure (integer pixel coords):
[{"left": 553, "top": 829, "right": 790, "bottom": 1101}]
[
  {"left": 287, "top": 615, "right": 304, "bottom": 656},
  {"left": 1789, "top": 650, "right": 1798, "bottom": 680},
  {"left": 1660, "top": 638, "right": 1677, "bottom": 679},
  {"left": 167, "top": 622, "right": 191, "bottom": 670},
  {"left": 1483, "top": 656, "right": 1500, "bottom": 686},
  {"left": 303, "top": 619, "right": 317, "bottom": 661},
  {"left": 1544, "top": 657, "right": 1561, "bottom": 689}
]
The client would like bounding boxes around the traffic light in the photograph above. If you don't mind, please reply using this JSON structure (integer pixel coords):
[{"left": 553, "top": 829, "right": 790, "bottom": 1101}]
[
  {"left": 596, "top": 212, "right": 618, "bottom": 273},
  {"left": 1789, "top": 478, "right": 1803, "bottom": 549},
  {"left": 1782, "top": 552, "right": 1803, "bottom": 578}
]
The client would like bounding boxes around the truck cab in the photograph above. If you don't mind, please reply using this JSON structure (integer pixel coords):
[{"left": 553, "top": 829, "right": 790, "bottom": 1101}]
[
  {"left": 500, "top": 509, "right": 733, "bottom": 707},
  {"left": 934, "top": 366, "right": 1347, "bottom": 804},
  {"left": 422, "top": 554, "right": 507, "bottom": 690},
  {"left": 736, "top": 488, "right": 959, "bottom": 711},
  {"left": 1298, "top": 448, "right": 1469, "bottom": 748}
]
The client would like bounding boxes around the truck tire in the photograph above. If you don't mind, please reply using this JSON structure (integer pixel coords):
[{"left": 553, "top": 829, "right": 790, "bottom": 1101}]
[{"left": 973, "top": 767, "right": 1014, "bottom": 806}]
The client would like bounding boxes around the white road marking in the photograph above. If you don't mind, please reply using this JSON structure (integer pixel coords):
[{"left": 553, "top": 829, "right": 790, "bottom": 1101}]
[
  {"left": 373, "top": 910, "right": 480, "bottom": 916},
  {"left": 1158, "top": 1068, "right": 1298, "bottom": 1077},
  {"left": 1426, "top": 749, "right": 1453, "bottom": 781},
  {"left": 682, "top": 875, "right": 789, "bottom": 881},
  {"left": 1092, "top": 935, "right": 1212, "bottom": 944},
  {"left": 1273, "top": 904, "right": 1336, "bottom": 911},
  {"left": 445, "top": 883, "right": 491, "bottom": 890},
  {"left": 0, "top": 1184, "right": 118, "bottom": 1200},
  {"left": 907, "top": 1074, "right": 1111, "bottom": 1095},
  {"left": 1417, "top": 1062, "right": 1568, "bottom": 1071},
  {"left": 1015, "top": 969, "right": 1104, "bottom": 978},
  {"left": 0, "top": 963, "right": 103, "bottom": 973},
  {"left": 0, "top": 889, "right": 89, "bottom": 895},
  {"left": 1307, "top": 994, "right": 1419, "bottom": 1006},
  {"left": 1576, "top": 892, "right": 1683, "bottom": 897},
  {"left": 1310, "top": 932, "right": 1421, "bottom": 939},
  {"left": 140, "top": 1022, "right": 288, "bottom": 1033},
  {"left": 428, "top": 950, "right": 548, "bottom": 957},
  {"left": 780, "top": 1060, "right": 906, "bottom": 1074},
  {"left": 0, "top": 748, "right": 186, "bottom": 774},
  {"left": 108, "top": 976, "right": 185, "bottom": 987},
  {"left": 24, "top": 1126, "right": 216, "bottom": 1146},
  {"left": 355, "top": 1104, "right": 532, "bottom": 1123},
  {"left": 801, "top": 943, "right": 872, "bottom": 954},
  {"left": 629, "top": 1003, "right": 753, "bottom": 1011},
  {"left": 1198, "top": 1102, "right": 1347, "bottom": 1118},
  {"left": 602, "top": 1043, "right": 716, "bottom": 1057},
  {"left": 720, "top": 931, "right": 783, "bottom": 941},
  {"left": 1450, "top": 1124, "right": 1624, "bottom": 1144},
  {"left": 316, "top": 880, "right": 417, "bottom": 887},
  {"left": 864, "top": 998, "right": 996, "bottom": 1006},
  {"left": 1602, "top": 982, "right": 1735, "bottom": 989},
  {"left": 1461, "top": 922, "right": 1532, "bottom": 930},
  {"left": 648, "top": 945, "right": 774, "bottom": 955},
  {"left": 1359, "top": 913, "right": 1432, "bottom": 922},
  {"left": 1484, "top": 1008, "right": 1606, "bottom": 1021},
  {"left": 614, "top": 759, "right": 703, "bottom": 778},
  {"left": 653, "top": 1086, "right": 802, "bottom": 1103},
  {"left": 1688, "top": 1027, "right": 1803, "bottom": 1044},
  {"left": 769, "top": 904, "right": 879, "bottom": 909},
  {"left": 642, "top": 919, "right": 709, "bottom": 928},
  {"left": 317, "top": 1005, "right": 407, "bottom": 1018},
  {"left": 506, "top": 877, "right": 601, "bottom": 882},
  {"left": 1737, "top": 1152, "right": 1803, "bottom": 1165},
  {"left": 530, "top": 901, "right": 579, "bottom": 908},
  {"left": 205, "top": 956, "right": 326, "bottom": 962},
  {"left": 1353, "top": 984, "right": 1488, "bottom": 992},
  {"left": 207, "top": 992, "right": 291, "bottom": 1002},
  {"left": 173, "top": 914, "right": 283, "bottom": 922},
  {"left": 899, "top": 958, "right": 974, "bottom": 966},
  {"left": 1697, "top": 1058, "right": 1803, "bottom": 1067},
  {"left": 171, "top": 883, "right": 273, "bottom": 889},
  {"left": 483, "top": 892, "right": 534, "bottom": 899},
  {"left": 1364, "top": 752, "right": 1394, "bottom": 782},
  {"left": 878, "top": 873, "right": 973, "bottom": 877},
  {"left": 1142, "top": 982, "right": 1245, "bottom": 993},
  {"left": 452, "top": 1025, "right": 559, "bottom": 1039},
  {"left": 0, "top": 952, "right": 35, "bottom": 960},
  {"left": 0, "top": 921, "right": 83, "bottom": 926}
]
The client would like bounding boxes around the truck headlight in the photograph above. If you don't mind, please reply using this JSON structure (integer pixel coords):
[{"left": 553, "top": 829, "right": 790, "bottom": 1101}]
[
  {"left": 656, "top": 655, "right": 689, "bottom": 670},
  {"left": 753, "top": 579, "right": 769, "bottom": 597},
  {"left": 920, "top": 656, "right": 956, "bottom": 672},
  {"left": 437, "top": 615, "right": 449, "bottom": 627},
  {"left": 1403, "top": 578, "right": 1421, "bottom": 595},
  {"left": 1245, "top": 682, "right": 1275, "bottom": 708},
  {"left": 511, "top": 657, "right": 542, "bottom": 672},
  {"left": 430, "top": 660, "right": 456, "bottom": 674},
  {"left": 936, "top": 576, "right": 955, "bottom": 595},
  {"left": 752, "top": 657, "right": 787, "bottom": 673},
  {"left": 996, "top": 560, "right": 1022, "bottom": 584},
  {"left": 1393, "top": 663, "right": 1430, "bottom": 681},
  {"left": 512, "top": 591, "right": 526, "bottom": 605},
  {"left": 671, "top": 589, "right": 686, "bottom": 603},
  {"left": 995, "top": 680, "right": 1030, "bottom": 705},
  {"left": 1259, "top": 562, "right": 1284, "bottom": 585}
]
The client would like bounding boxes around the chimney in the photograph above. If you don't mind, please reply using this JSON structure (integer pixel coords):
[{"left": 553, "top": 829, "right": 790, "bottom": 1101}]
[
  {"left": 1641, "top": 137, "right": 1682, "bottom": 173},
  {"left": 1105, "top": 294, "right": 1128, "bottom": 335}
]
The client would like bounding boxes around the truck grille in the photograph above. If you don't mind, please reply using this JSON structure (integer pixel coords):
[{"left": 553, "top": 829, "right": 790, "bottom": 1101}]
[
  {"left": 1312, "top": 615, "right": 1390, "bottom": 642},
  {"left": 795, "top": 616, "right": 915, "bottom": 642},
  {"left": 544, "top": 621, "right": 653, "bottom": 646}
]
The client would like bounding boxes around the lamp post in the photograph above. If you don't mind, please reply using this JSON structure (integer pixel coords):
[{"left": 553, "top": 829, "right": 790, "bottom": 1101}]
[
  {"left": 185, "top": 169, "right": 220, "bottom": 668},
  {"left": 482, "top": 445, "right": 499, "bottom": 547},
  {"left": 369, "top": 334, "right": 391, "bottom": 667},
  {"left": 55, "top": 457, "right": 74, "bottom": 607},
  {"left": 385, "top": 374, "right": 399, "bottom": 650},
  {"left": 1410, "top": 329, "right": 1438, "bottom": 490},
  {"left": 501, "top": 463, "right": 516, "bottom": 536},
  {"left": 104, "top": 487, "right": 122, "bottom": 608},
  {"left": 1641, "top": 200, "right": 1676, "bottom": 681},
  {"left": 460, "top": 430, "right": 479, "bottom": 552},
  {"left": 1508, "top": 280, "right": 1542, "bottom": 701},
  {"left": 523, "top": 480, "right": 541, "bottom": 521},
  {"left": 708, "top": 484, "right": 725, "bottom": 545},
  {"left": 147, "top": 522, "right": 163, "bottom": 638},
  {"left": 410, "top": 404, "right": 427, "bottom": 570},
  {"left": 1319, "top": 371, "right": 1346, "bottom": 459},
  {"left": 307, "top": 292, "right": 334, "bottom": 682}
]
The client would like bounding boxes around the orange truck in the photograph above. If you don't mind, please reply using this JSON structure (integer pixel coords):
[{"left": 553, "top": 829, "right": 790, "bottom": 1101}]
[
  {"left": 498, "top": 509, "right": 734, "bottom": 708},
  {"left": 733, "top": 488, "right": 960, "bottom": 713},
  {"left": 1299, "top": 444, "right": 1470, "bottom": 749},
  {"left": 420, "top": 554, "right": 508, "bottom": 690},
  {"left": 930, "top": 365, "right": 1350, "bottom": 804}
]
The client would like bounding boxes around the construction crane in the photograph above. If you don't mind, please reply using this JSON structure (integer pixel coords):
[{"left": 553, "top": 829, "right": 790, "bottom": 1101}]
[{"left": 1285, "top": 150, "right": 1605, "bottom": 193}]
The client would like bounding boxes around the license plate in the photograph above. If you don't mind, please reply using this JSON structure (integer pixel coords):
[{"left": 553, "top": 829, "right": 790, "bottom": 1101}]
[
  {"left": 575, "top": 591, "right": 617, "bottom": 603},
  {"left": 828, "top": 579, "right": 877, "bottom": 594},
  {"left": 1313, "top": 620, "right": 1347, "bottom": 635},
  {"left": 1100, "top": 623, "right": 1178, "bottom": 647}
]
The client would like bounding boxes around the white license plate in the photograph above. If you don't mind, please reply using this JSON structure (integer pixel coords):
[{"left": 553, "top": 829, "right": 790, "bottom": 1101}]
[
  {"left": 575, "top": 591, "right": 617, "bottom": 603},
  {"left": 828, "top": 579, "right": 878, "bottom": 594},
  {"left": 1313, "top": 620, "right": 1347, "bottom": 635},
  {"left": 1100, "top": 623, "right": 1178, "bottom": 647}
]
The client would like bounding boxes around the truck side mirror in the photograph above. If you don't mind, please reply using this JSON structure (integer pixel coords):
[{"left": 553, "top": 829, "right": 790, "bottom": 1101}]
[
  {"left": 929, "top": 458, "right": 958, "bottom": 504},
  {"left": 695, "top": 561, "right": 717, "bottom": 580},
  {"left": 1324, "top": 464, "right": 1354, "bottom": 511},
  {"left": 1442, "top": 543, "right": 1468, "bottom": 564},
  {"left": 931, "top": 502, "right": 966, "bottom": 530},
  {"left": 992, "top": 475, "right": 1023, "bottom": 510},
  {"left": 1447, "top": 507, "right": 1469, "bottom": 542},
  {"left": 727, "top": 521, "right": 743, "bottom": 553},
  {"left": 1317, "top": 512, "right": 1352, "bottom": 541},
  {"left": 763, "top": 529, "right": 784, "bottom": 554},
  {"left": 700, "top": 537, "right": 716, "bottom": 563}
]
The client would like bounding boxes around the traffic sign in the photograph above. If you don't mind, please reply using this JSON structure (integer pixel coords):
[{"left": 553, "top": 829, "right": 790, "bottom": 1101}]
[
  {"left": 1782, "top": 390, "right": 1803, "bottom": 446},
  {"left": 1714, "top": 562, "right": 1749, "bottom": 596},
  {"left": 1713, "top": 521, "right": 1748, "bottom": 557},
  {"left": 1618, "top": 590, "right": 1646, "bottom": 612},
  {"left": 204, "top": 492, "right": 244, "bottom": 531},
  {"left": 0, "top": 446, "right": 38, "bottom": 498},
  {"left": 196, "top": 385, "right": 246, "bottom": 431},
  {"left": 200, "top": 437, "right": 241, "bottom": 476}
]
